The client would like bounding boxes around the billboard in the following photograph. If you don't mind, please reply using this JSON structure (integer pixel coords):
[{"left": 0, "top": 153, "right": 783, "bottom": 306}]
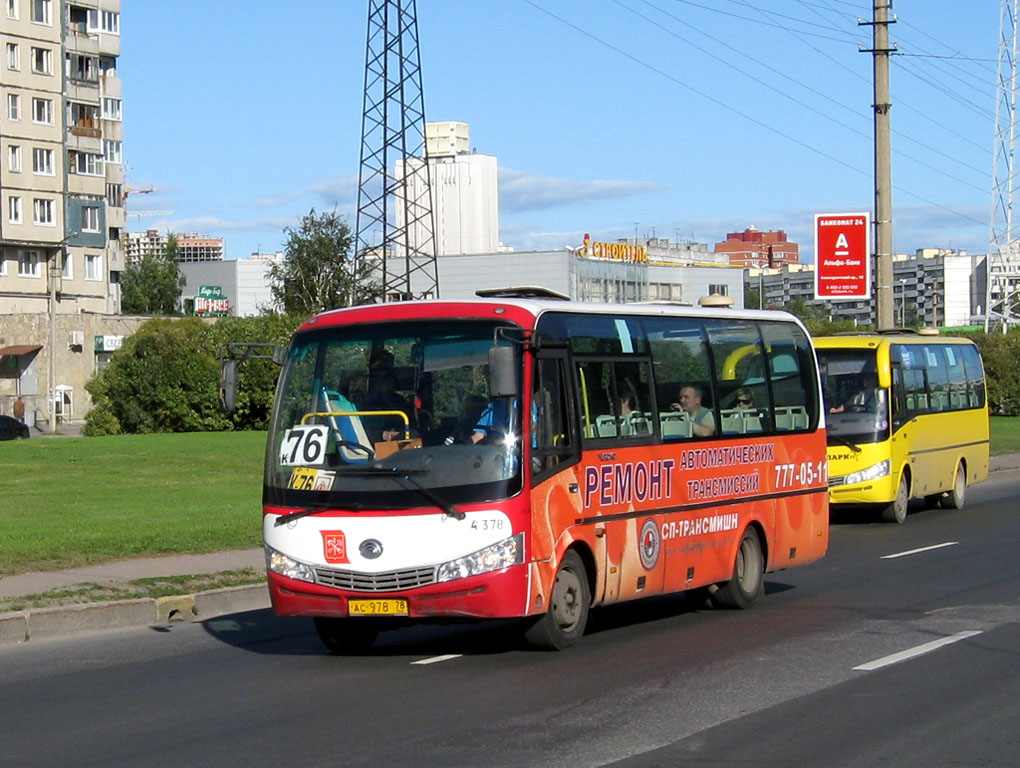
[{"left": 814, "top": 212, "right": 870, "bottom": 300}]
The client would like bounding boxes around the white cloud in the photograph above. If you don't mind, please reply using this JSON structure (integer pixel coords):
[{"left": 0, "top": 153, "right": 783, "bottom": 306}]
[{"left": 499, "top": 167, "right": 667, "bottom": 212}]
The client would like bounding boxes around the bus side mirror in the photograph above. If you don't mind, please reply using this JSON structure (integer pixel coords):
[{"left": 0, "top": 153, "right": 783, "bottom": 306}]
[
  {"left": 219, "top": 359, "right": 239, "bottom": 413},
  {"left": 488, "top": 346, "right": 518, "bottom": 398}
]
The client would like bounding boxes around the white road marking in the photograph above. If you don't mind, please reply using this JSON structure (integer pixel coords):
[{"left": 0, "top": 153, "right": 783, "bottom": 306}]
[
  {"left": 881, "top": 541, "right": 958, "bottom": 559},
  {"left": 853, "top": 630, "right": 983, "bottom": 671},
  {"left": 411, "top": 654, "right": 462, "bottom": 665}
]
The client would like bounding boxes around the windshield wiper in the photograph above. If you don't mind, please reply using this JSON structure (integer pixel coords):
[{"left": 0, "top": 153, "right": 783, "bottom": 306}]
[
  {"left": 274, "top": 502, "right": 369, "bottom": 527},
  {"left": 827, "top": 433, "right": 862, "bottom": 453},
  {"left": 338, "top": 466, "right": 465, "bottom": 520}
]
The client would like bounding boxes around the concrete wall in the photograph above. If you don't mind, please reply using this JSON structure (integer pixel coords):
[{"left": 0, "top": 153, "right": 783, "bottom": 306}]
[{"left": 0, "top": 313, "right": 147, "bottom": 425}]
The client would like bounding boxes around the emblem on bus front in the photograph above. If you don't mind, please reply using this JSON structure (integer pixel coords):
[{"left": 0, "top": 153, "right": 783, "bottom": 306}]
[
  {"left": 360, "top": 539, "right": 383, "bottom": 559},
  {"left": 639, "top": 518, "right": 660, "bottom": 570}
]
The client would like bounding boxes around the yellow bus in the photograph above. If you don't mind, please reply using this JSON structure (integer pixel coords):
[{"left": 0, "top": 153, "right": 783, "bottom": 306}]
[{"left": 815, "top": 332, "right": 989, "bottom": 523}]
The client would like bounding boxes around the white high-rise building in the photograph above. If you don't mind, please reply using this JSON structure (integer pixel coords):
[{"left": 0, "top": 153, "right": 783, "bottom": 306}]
[{"left": 397, "top": 121, "right": 499, "bottom": 256}]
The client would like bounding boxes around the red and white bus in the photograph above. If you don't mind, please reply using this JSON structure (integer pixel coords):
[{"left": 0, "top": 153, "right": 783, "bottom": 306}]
[{"left": 252, "top": 289, "right": 829, "bottom": 651}]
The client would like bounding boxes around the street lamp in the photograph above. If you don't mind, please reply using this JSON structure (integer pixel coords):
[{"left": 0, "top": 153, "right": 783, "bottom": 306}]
[{"left": 48, "top": 232, "right": 78, "bottom": 433}]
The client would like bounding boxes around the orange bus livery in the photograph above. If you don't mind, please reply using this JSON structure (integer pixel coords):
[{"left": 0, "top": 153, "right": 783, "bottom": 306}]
[{"left": 235, "top": 289, "right": 830, "bottom": 651}]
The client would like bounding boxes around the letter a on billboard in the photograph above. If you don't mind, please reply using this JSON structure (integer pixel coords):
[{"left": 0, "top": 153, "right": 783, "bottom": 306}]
[{"left": 814, "top": 212, "right": 871, "bottom": 300}]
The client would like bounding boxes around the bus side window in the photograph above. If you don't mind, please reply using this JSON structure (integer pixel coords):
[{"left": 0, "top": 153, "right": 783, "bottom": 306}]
[
  {"left": 643, "top": 317, "right": 712, "bottom": 440},
  {"left": 761, "top": 322, "right": 817, "bottom": 431},
  {"left": 960, "top": 344, "right": 986, "bottom": 409},
  {"left": 944, "top": 346, "right": 968, "bottom": 410},
  {"left": 705, "top": 319, "right": 772, "bottom": 435}
]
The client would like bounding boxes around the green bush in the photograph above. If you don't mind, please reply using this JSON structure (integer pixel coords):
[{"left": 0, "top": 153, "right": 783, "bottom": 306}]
[{"left": 84, "top": 314, "right": 304, "bottom": 434}]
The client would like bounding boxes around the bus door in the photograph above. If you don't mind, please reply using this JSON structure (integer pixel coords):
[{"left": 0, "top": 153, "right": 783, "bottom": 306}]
[{"left": 528, "top": 351, "right": 594, "bottom": 596}]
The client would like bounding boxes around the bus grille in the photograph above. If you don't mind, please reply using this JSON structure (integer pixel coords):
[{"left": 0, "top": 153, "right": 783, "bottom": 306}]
[
  {"left": 828, "top": 476, "right": 845, "bottom": 487},
  {"left": 314, "top": 565, "right": 436, "bottom": 592}
]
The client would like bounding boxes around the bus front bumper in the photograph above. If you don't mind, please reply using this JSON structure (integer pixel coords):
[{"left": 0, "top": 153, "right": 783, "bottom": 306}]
[{"left": 266, "top": 563, "right": 532, "bottom": 620}]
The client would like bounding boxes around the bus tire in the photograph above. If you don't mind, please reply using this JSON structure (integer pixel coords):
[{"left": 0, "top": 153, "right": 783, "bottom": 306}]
[
  {"left": 881, "top": 473, "right": 909, "bottom": 524},
  {"left": 940, "top": 464, "right": 966, "bottom": 510},
  {"left": 313, "top": 616, "right": 380, "bottom": 654},
  {"left": 713, "top": 527, "right": 764, "bottom": 609},
  {"left": 524, "top": 550, "right": 590, "bottom": 650}
]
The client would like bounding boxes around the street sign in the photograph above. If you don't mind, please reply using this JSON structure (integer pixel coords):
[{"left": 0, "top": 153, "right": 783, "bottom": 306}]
[{"left": 814, "top": 212, "right": 870, "bottom": 300}]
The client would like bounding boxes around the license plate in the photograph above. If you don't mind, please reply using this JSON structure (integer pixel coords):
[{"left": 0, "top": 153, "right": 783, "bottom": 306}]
[{"left": 348, "top": 598, "right": 408, "bottom": 616}]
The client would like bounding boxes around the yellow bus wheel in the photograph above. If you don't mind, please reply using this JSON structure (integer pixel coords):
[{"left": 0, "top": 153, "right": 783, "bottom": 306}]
[
  {"left": 881, "top": 474, "right": 909, "bottom": 524},
  {"left": 940, "top": 464, "right": 966, "bottom": 510}
]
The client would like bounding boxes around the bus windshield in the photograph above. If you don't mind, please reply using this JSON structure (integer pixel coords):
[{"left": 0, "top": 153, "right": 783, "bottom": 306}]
[
  {"left": 265, "top": 319, "right": 524, "bottom": 509},
  {"left": 817, "top": 348, "right": 890, "bottom": 446}
]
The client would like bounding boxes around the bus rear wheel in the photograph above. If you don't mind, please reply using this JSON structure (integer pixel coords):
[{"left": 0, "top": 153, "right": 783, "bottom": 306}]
[
  {"left": 881, "top": 474, "right": 909, "bottom": 524},
  {"left": 940, "top": 464, "right": 966, "bottom": 510},
  {"left": 524, "top": 550, "right": 590, "bottom": 650},
  {"left": 713, "top": 527, "right": 764, "bottom": 609},
  {"left": 313, "top": 616, "right": 380, "bottom": 654}
]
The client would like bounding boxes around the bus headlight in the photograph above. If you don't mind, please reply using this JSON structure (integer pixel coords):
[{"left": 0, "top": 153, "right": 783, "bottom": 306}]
[
  {"left": 437, "top": 533, "right": 525, "bottom": 583},
  {"left": 844, "top": 459, "right": 891, "bottom": 486},
  {"left": 265, "top": 545, "right": 315, "bottom": 583}
]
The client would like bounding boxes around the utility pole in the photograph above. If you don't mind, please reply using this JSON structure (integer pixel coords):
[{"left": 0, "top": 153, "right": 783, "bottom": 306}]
[{"left": 860, "top": 1, "right": 896, "bottom": 329}]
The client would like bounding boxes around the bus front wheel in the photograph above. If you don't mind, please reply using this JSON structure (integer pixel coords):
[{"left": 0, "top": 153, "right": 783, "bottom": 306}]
[
  {"left": 881, "top": 474, "right": 910, "bottom": 524},
  {"left": 940, "top": 464, "right": 966, "bottom": 510},
  {"left": 713, "top": 527, "right": 764, "bottom": 609},
  {"left": 524, "top": 550, "right": 590, "bottom": 650},
  {"left": 314, "top": 616, "right": 380, "bottom": 654}
]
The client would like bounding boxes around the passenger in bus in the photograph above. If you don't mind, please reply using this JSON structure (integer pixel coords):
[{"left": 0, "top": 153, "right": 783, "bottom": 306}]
[
  {"left": 671, "top": 385, "right": 716, "bottom": 437},
  {"left": 364, "top": 352, "right": 413, "bottom": 441},
  {"left": 734, "top": 387, "right": 755, "bottom": 409}
]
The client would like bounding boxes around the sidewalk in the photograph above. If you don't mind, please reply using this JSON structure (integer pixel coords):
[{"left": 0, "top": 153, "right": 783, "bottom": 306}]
[
  {"left": 3, "top": 450, "right": 1018, "bottom": 646},
  {"left": 0, "top": 549, "right": 269, "bottom": 645}
]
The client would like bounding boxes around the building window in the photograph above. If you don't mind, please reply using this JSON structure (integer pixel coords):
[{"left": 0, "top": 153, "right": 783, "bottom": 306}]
[
  {"left": 7, "top": 0, "right": 18, "bottom": 19},
  {"left": 81, "top": 205, "right": 100, "bottom": 232},
  {"left": 101, "top": 97, "right": 121, "bottom": 121},
  {"left": 8, "top": 196, "right": 22, "bottom": 224},
  {"left": 33, "top": 198, "right": 53, "bottom": 225},
  {"left": 31, "top": 46, "right": 51, "bottom": 75},
  {"left": 99, "top": 55, "right": 115, "bottom": 77},
  {"left": 103, "top": 139, "right": 122, "bottom": 164},
  {"left": 85, "top": 252, "right": 102, "bottom": 281},
  {"left": 6, "top": 42, "right": 18, "bottom": 70},
  {"left": 32, "top": 147, "right": 54, "bottom": 175},
  {"left": 66, "top": 53, "right": 98, "bottom": 82},
  {"left": 101, "top": 10, "right": 119, "bottom": 34},
  {"left": 32, "top": 97, "right": 52, "bottom": 124},
  {"left": 7, "top": 93, "right": 19, "bottom": 121},
  {"left": 69, "top": 150, "right": 103, "bottom": 176},
  {"left": 69, "top": 101, "right": 99, "bottom": 129},
  {"left": 8, "top": 144, "right": 21, "bottom": 172},
  {"left": 31, "top": 0, "right": 49, "bottom": 24},
  {"left": 708, "top": 284, "right": 728, "bottom": 296},
  {"left": 61, "top": 250, "right": 73, "bottom": 279},
  {"left": 19, "top": 250, "right": 41, "bottom": 277},
  {"left": 106, "top": 183, "right": 123, "bottom": 207}
]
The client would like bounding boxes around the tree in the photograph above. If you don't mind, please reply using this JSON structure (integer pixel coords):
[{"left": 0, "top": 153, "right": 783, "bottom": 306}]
[
  {"left": 121, "top": 232, "right": 185, "bottom": 315},
  {"left": 268, "top": 208, "right": 379, "bottom": 316}
]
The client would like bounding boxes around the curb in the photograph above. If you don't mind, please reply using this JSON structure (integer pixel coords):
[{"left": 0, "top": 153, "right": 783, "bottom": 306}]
[{"left": 0, "top": 584, "right": 270, "bottom": 646}]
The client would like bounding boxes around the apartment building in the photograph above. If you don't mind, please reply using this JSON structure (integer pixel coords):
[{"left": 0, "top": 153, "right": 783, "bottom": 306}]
[
  {"left": 0, "top": 0, "right": 124, "bottom": 422},
  {"left": 715, "top": 227, "right": 800, "bottom": 268},
  {"left": 125, "top": 229, "right": 224, "bottom": 263}
]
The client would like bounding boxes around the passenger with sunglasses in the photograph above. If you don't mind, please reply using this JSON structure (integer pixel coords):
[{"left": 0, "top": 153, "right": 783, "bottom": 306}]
[{"left": 733, "top": 387, "right": 755, "bottom": 409}]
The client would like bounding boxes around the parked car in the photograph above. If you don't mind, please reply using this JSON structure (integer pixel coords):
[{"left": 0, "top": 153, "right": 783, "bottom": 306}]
[{"left": 0, "top": 414, "right": 30, "bottom": 440}]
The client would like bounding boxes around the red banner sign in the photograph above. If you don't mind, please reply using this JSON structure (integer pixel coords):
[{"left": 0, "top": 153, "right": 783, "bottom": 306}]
[{"left": 814, "top": 212, "right": 870, "bottom": 300}]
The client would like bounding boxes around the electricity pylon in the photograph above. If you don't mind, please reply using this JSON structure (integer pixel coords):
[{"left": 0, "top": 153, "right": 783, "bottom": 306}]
[
  {"left": 987, "top": 0, "right": 1020, "bottom": 330},
  {"left": 354, "top": 0, "right": 439, "bottom": 303}
]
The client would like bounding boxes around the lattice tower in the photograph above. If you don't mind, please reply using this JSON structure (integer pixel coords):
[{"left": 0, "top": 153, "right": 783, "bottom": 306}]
[
  {"left": 354, "top": 0, "right": 439, "bottom": 303},
  {"left": 987, "top": 0, "right": 1020, "bottom": 330}
]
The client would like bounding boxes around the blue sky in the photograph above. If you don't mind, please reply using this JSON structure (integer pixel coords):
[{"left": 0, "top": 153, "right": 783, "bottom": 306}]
[{"left": 121, "top": 1, "right": 998, "bottom": 262}]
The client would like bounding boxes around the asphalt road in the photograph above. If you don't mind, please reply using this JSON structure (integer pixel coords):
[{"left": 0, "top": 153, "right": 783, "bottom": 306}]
[{"left": 2, "top": 471, "right": 1019, "bottom": 768}]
